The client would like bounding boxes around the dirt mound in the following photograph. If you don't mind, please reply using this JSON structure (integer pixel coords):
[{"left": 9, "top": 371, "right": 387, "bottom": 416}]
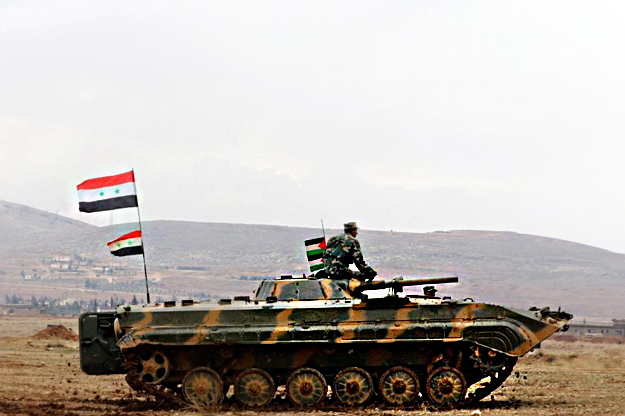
[{"left": 32, "top": 325, "right": 78, "bottom": 341}]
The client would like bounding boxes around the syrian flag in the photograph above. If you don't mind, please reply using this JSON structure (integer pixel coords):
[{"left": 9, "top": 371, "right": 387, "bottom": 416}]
[
  {"left": 77, "top": 170, "right": 138, "bottom": 213},
  {"left": 107, "top": 230, "right": 144, "bottom": 257},
  {"left": 305, "top": 236, "right": 326, "bottom": 272}
]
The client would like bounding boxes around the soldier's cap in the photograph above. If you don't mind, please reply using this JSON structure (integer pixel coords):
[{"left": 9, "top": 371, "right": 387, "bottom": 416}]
[{"left": 344, "top": 222, "right": 358, "bottom": 232}]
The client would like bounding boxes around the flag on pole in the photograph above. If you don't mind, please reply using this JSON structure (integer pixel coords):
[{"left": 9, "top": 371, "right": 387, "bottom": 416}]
[
  {"left": 107, "top": 230, "right": 144, "bottom": 257},
  {"left": 305, "top": 236, "right": 326, "bottom": 272},
  {"left": 77, "top": 170, "right": 138, "bottom": 213}
]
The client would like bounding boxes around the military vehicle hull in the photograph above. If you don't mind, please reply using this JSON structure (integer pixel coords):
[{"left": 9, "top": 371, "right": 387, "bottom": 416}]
[{"left": 79, "top": 277, "right": 571, "bottom": 409}]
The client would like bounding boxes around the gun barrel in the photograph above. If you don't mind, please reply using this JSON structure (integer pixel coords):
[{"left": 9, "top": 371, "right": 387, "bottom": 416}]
[{"left": 353, "top": 276, "right": 458, "bottom": 293}]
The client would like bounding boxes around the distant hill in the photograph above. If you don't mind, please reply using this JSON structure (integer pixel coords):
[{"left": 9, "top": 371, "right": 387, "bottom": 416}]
[
  {"left": 1, "top": 199, "right": 624, "bottom": 318},
  {"left": 0, "top": 200, "right": 95, "bottom": 255}
]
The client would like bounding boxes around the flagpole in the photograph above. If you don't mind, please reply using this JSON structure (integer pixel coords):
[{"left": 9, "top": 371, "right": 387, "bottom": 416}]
[
  {"left": 321, "top": 219, "right": 326, "bottom": 240},
  {"left": 133, "top": 169, "right": 151, "bottom": 304}
]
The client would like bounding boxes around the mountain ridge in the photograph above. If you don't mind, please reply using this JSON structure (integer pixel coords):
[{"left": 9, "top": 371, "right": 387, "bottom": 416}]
[{"left": 1, "top": 199, "right": 623, "bottom": 317}]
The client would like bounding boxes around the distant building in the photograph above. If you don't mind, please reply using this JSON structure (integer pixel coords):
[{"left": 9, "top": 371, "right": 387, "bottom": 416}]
[
  {"left": 239, "top": 275, "right": 274, "bottom": 280},
  {"left": 0, "top": 303, "right": 41, "bottom": 316},
  {"left": 564, "top": 319, "right": 625, "bottom": 337},
  {"left": 52, "top": 256, "right": 72, "bottom": 263},
  {"left": 49, "top": 255, "right": 73, "bottom": 270},
  {"left": 92, "top": 266, "right": 115, "bottom": 274},
  {"left": 23, "top": 273, "right": 40, "bottom": 281}
]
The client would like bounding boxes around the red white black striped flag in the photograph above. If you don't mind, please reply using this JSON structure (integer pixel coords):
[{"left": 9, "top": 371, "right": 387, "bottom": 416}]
[
  {"left": 107, "top": 230, "right": 144, "bottom": 257},
  {"left": 77, "top": 170, "right": 138, "bottom": 213}
]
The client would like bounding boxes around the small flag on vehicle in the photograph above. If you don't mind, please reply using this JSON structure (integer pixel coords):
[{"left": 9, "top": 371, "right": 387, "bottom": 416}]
[
  {"left": 77, "top": 170, "right": 138, "bottom": 213},
  {"left": 305, "top": 236, "right": 326, "bottom": 272},
  {"left": 107, "top": 230, "right": 144, "bottom": 257}
]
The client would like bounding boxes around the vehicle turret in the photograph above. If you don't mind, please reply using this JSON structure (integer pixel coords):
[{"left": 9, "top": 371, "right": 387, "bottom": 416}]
[{"left": 252, "top": 275, "right": 459, "bottom": 302}]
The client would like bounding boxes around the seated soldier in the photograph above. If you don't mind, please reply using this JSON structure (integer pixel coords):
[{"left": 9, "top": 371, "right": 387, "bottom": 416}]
[{"left": 323, "top": 221, "right": 377, "bottom": 282}]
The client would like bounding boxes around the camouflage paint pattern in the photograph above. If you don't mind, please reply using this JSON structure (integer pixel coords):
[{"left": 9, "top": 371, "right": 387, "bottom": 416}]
[{"left": 79, "top": 277, "right": 572, "bottom": 395}]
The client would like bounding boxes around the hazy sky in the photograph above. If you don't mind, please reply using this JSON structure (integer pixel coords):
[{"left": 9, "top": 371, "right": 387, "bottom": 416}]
[{"left": 1, "top": 1, "right": 625, "bottom": 253}]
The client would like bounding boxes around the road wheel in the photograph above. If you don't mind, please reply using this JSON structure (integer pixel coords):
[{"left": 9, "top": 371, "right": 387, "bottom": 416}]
[
  {"left": 182, "top": 367, "right": 223, "bottom": 409},
  {"left": 234, "top": 368, "right": 276, "bottom": 407},
  {"left": 333, "top": 367, "right": 374, "bottom": 406},
  {"left": 286, "top": 367, "right": 327, "bottom": 406},
  {"left": 378, "top": 366, "right": 419, "bottom": 405},
  {"left": 426, "top": 367, "right": 467, "bottom": 408}
]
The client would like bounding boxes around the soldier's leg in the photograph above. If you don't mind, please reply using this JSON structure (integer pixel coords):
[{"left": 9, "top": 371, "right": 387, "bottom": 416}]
[{"left": 330, "top": 270, "right": 357, "bottom": 280}]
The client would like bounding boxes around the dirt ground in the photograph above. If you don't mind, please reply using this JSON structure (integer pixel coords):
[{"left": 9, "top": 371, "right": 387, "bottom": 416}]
[{"left": 1, "top": 316, "right": 624, "bottom": 416}]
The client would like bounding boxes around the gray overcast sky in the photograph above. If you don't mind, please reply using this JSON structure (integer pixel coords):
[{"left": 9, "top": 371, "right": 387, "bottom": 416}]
[{"left": 1, "top": 1, "right": 625, "bottom": 252}]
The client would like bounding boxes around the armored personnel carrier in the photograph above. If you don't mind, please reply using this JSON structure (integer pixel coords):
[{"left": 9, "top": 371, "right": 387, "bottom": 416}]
[{"left": 79, "top": 276, "right": 571, "bottom": 409}]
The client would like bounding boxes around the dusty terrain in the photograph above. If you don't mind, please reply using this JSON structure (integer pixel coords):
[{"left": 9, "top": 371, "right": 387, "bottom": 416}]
[{"left": 1, "top": 316, "right": 624, "bottom": 416}]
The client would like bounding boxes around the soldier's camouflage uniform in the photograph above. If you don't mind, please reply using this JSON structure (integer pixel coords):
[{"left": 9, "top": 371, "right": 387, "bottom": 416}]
[{"left": 323, "top": 233, "right": 375, "bottom": 281}]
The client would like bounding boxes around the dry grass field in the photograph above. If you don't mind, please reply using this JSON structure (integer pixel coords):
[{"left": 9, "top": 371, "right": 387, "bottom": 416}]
[{"left": 1, "top": 316, "right": 624, "bottom": 416}]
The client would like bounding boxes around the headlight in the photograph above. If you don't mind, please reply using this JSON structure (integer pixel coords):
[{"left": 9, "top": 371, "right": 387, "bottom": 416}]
[{"left": 114, "top": 317, "right": 122, "bottom": 339}]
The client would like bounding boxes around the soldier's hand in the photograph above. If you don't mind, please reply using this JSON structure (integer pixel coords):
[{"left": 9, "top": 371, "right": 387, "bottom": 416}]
[{"left": 364, "top": 268, "right": 377, "bottom": 282}]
